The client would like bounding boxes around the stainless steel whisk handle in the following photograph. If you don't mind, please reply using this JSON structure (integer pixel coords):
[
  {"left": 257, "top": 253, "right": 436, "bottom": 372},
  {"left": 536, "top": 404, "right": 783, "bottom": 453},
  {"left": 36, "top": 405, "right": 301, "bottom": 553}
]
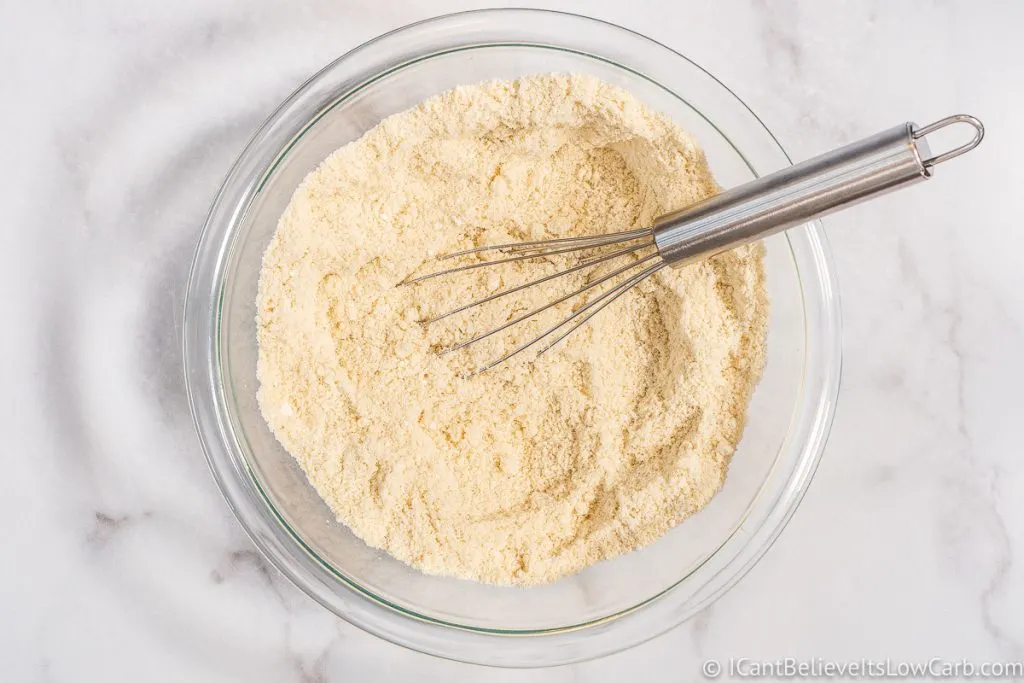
[{"left": 653, "top": 115, "right": 985, "bottom": 267}]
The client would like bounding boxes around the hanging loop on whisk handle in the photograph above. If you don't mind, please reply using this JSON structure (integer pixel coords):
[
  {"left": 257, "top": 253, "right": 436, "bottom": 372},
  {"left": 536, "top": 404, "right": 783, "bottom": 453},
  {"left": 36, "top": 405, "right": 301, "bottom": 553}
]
[{"left": 653, "top": 114, "right": 984, "bottom": 268}]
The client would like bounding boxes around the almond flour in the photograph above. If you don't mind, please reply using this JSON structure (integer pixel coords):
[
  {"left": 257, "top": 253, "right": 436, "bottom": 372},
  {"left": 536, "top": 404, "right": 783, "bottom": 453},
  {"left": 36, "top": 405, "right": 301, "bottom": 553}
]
[{"left": 256, "top": 74, "right": 768, "bottom": 586}]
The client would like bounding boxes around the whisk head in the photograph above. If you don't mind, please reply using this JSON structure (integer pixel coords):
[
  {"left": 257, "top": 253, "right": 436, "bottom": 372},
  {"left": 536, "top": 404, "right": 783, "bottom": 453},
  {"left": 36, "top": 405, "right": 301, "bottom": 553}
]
[{"left": 402, "top": 227, "right": 666, "bottom": 374}]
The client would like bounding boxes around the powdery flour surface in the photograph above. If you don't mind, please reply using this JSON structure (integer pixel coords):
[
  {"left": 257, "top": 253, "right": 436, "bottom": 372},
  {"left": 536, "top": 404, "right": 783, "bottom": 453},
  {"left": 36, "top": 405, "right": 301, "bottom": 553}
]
[{"left": 256, "top": 74, "right": 768, "bottom": 586}]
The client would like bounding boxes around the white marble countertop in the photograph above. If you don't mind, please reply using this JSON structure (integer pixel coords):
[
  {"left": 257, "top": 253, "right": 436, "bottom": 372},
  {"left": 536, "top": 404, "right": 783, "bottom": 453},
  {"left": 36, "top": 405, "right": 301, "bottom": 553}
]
[{"left": 3, "top": 1, "right": 1022, "bottom": 680}]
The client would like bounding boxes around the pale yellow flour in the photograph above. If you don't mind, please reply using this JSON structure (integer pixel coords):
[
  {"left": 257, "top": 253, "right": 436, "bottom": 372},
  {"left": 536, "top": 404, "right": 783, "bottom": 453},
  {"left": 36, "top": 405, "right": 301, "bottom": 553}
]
[{"left": 256, "top": 74, "right": 768, "bottom": 586}]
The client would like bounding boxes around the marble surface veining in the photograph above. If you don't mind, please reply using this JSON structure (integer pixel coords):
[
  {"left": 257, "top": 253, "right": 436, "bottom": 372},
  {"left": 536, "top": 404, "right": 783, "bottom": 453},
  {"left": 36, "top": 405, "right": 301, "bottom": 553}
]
[{"left": 2, "top": 1, "right": 1022, "bottom": 680}]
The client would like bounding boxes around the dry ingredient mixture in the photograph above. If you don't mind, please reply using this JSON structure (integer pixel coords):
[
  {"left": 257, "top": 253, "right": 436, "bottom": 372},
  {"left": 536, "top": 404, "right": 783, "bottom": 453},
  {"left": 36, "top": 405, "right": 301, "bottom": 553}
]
[{"left": 256, "top": 74, "right": 768, "bottom": 586}]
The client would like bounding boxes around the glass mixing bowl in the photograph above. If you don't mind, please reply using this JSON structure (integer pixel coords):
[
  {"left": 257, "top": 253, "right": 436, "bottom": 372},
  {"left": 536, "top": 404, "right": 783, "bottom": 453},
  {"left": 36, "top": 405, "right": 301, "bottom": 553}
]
[{"left": 183, "top": 9, "right": 841, "bottom": 667}]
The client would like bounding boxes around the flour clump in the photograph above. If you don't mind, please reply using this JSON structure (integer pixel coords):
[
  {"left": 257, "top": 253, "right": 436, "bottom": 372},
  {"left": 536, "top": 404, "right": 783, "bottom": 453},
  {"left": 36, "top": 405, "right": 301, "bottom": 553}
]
[{"left": 256, "top": 74, "right": 769, "bottom": 586}]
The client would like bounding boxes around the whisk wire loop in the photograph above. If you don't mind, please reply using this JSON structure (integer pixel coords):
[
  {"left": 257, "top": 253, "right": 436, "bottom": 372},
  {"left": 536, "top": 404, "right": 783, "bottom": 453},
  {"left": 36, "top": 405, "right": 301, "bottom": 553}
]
[
  {"left": 421, "top": 238, "right": 654, "bottom": 325},
  {"left": 468, "top": 260, "right": 666, "bottom": 376},
  {"left": 440, "top": 251, "right": 660, "bottom": 356}
]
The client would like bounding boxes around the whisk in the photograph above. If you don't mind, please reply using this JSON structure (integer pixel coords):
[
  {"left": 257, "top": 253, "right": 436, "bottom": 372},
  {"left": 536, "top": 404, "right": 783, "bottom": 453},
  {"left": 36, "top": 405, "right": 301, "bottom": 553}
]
[{"left": 405, "top": 115, "right": 984, "bottom": 374}]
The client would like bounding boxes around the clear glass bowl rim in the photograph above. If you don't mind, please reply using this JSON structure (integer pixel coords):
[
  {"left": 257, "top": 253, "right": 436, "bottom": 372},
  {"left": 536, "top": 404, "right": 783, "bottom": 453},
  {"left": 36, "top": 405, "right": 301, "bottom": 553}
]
[{"left": 183, "top": 8, "right": 842, "bottom": 667}]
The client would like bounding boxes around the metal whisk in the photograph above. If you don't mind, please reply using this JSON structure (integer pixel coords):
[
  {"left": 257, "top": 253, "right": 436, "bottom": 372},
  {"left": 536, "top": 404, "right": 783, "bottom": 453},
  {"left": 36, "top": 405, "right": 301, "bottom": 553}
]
[{"left": 405, "top": 115, "right": 984, "bottom": 374}]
